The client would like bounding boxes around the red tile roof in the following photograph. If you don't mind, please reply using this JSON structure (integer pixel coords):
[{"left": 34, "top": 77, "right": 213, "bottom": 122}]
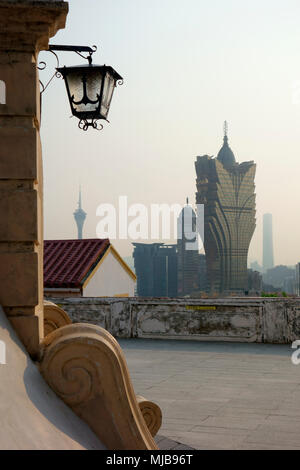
[{"left": 44, "top": 239, "right": 110, "bottom": 288}]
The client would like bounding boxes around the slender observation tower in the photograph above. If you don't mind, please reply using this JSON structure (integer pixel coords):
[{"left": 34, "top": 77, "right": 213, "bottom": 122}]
[{"left": 73, "top": 187, "right": 86, "bottom": 239}]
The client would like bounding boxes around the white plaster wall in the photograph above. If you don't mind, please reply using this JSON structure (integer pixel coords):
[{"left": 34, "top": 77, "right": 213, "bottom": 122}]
[{"left": 83, "top": 250, "right": 135, "bottom": 297}]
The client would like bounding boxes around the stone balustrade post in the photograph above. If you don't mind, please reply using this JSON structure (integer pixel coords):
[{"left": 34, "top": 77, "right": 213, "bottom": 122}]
[{"left": 0, "top": 0, "right": 68, "bottom": 357}]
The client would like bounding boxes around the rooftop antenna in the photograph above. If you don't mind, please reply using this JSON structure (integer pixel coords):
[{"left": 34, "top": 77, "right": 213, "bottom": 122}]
[{"left": 224, "top": 120, "right": 228, "bottom": 137}]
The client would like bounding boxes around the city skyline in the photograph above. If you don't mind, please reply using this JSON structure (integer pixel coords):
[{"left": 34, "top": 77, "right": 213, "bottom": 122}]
[{"left": 41, "top": 0, "right": 300, "bottom": 266}]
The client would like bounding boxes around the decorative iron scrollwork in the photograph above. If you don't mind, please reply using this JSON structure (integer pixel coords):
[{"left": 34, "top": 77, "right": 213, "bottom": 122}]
[
  {"left": 38, "top": 45, "right": 96, "bottom": 94},
  {"left": 78, "top": 119, "right": 103, "bottom": 131}
]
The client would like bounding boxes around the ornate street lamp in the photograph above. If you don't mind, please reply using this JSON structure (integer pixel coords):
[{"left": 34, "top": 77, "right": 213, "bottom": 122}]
[{"left": 39, "top": 44, "right": 123, "bottom": 131}]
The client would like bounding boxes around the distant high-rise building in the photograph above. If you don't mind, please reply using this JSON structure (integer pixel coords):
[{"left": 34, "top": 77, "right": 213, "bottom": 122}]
[
  {"left": 262, "top": 213, "right": 274, "bottom": 272},
  {"left": 177, "top": 200, "right": 200, "bottom": 296},
  {"left": 247, "top": 269, "right": 262, "bottom": 294},
  {"left": 283, "top": 276, "right": 296, "bottom": 295},
  {"left": 73, "top": 187, "right": 86, "bottom": 239},
  {"left": 250, "top": 260, "right": 263, "bottom": 273},
  {"left": 195, "top": 122, "right": 256, "bottom": 294},
  {"left": 133, "top": 243, "right": 178, "bottom": 297},
  {"left": 263, "top": 264, "right": 295, "bottom": 292},
  {"left": 198, "top": 253, "right": 207, "bottom": 293}
]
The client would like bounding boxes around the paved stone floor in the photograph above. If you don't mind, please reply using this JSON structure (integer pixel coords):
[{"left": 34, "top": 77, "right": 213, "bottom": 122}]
[
  {"left": 118, "top": 338, "right": 300, "bottom": 450},
  {"left": 155, "top": 434, "right": 194, "bottom": 450}
]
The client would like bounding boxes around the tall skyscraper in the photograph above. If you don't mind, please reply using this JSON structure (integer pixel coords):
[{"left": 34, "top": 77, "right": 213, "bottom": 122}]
[
  {"left": 262, "top": 213, "right": 274, "bottom": 272},
  {"left": 73, "top": 187, "right": 86, "bottom": 239},
  {"left": 195, "top": 122, "right": 256, "bottom": 294},
  {"left": 177, "top": 200, "right": 200, "bottom": 296}
]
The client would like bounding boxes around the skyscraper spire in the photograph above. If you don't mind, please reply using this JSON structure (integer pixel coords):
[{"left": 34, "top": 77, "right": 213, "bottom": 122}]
[
  {"left": 73, "top": 186, "right": 87, "bottom": 239},
  {"left": 217, "top": 120, "right": 236, "bottom": 167}
]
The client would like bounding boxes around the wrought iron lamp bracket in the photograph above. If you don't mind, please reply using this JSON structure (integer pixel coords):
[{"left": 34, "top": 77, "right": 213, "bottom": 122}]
[{"left": 38, "top": 44, "right": 97, "bottom": 94}]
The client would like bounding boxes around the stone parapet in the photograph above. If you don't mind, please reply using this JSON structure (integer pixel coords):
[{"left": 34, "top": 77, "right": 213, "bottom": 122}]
[{"left": 47, "top": 297, "right": 300, "bottom": 344}]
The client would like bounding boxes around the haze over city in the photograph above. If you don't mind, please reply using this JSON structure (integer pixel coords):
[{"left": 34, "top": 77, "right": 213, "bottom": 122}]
[
  {"left": 4, "top": 0, "right": 300, "bottom": 453},
  {"left": 41, "top": 0, "right": 300, "bottom": 266}
]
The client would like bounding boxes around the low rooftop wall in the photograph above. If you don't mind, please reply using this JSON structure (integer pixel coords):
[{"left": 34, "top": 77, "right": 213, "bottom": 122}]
[{"left": 47, "top": 297, "right": 300, "bottom": 344}]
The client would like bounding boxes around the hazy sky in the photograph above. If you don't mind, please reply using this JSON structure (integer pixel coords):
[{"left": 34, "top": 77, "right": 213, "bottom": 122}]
[{"left": 41, "top": 0, "right": 300, "bottom": 266}]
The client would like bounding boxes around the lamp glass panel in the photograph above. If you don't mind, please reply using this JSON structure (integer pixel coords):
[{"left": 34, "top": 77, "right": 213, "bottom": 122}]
[
  {"left": 100, "top": 72, "right": 115, "bottom": 118},
  {"left": 66, "top": 69, "right": 103, "bottom": 114}
]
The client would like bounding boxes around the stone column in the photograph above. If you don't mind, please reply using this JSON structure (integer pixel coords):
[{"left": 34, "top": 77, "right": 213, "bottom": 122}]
[{"left": 0, "top": 1, "right": 68, "bottom": 357}]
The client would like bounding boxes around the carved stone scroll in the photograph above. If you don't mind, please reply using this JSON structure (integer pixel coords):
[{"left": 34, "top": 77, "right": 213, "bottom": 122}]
[
  {"left": 44, "top": 300, "right": 72, "bottom": 336},
  {"left": 39, "top": 323, "right": 158, "bottom": 450},
  {"left": 44, "top": 301, "right": 72, "bottom": 337},
  {"left": 136, "top": 395, "right": 162, "bottom": 437}
]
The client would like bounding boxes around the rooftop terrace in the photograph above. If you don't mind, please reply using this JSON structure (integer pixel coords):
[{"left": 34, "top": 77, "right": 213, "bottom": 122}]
[{"left": 119, "top": 338, "right": 300, "bottom": 450}]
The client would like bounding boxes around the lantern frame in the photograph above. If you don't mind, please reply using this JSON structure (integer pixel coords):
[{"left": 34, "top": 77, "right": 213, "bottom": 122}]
[
  {"left": 39, "top": 44, "right": 123, "bottom": 131},
  {"left": 56, "top": 64, "right": 123, "bottom": 131}
]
